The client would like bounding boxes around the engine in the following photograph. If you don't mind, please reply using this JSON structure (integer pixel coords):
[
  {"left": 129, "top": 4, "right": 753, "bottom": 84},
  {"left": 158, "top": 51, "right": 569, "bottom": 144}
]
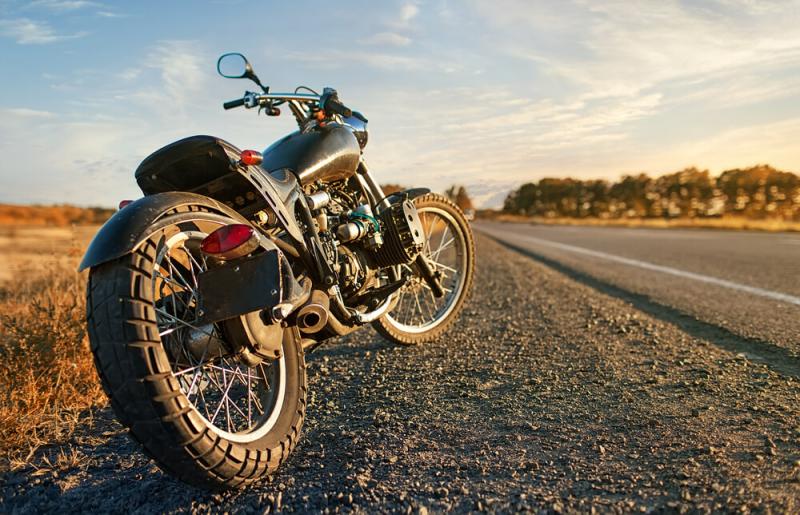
[
  {"left": 334, "top": 200, "right": 424, "bottom": 266},
  {"left": 297, "top": 183, "right": 426, "bottom": 304},
  {"left": 336, "top": 244, "right": 376, "bottom": 298},
  {"left": 372, "top": 199, "right": 425, "bottom": 267},
  {"left": 319, "top": 190, "right": 424, "bottom": 298}
]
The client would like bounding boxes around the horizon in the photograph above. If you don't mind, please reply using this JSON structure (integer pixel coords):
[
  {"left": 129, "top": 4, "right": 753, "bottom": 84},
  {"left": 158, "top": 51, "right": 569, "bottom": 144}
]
[
  {"left": 2, "top": 0, "right": 800, "bottom": 208},
  {"left": 0, "top": 162, "right": 792, "bottom": 210}
]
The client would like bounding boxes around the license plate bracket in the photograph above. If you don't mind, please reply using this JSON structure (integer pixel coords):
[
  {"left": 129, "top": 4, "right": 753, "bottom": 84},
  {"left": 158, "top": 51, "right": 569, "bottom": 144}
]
[{"left": 196, "top": 250, "right": 282, "bottom": 325}]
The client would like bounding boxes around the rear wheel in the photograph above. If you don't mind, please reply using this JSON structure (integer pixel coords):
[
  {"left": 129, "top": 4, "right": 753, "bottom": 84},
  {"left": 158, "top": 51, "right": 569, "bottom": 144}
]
[
  {"left": 86, "top": 204, "right": 306, "bottom": 490},
  {"left": 372, "top": 193, "right": 475, "bottom": 345}
]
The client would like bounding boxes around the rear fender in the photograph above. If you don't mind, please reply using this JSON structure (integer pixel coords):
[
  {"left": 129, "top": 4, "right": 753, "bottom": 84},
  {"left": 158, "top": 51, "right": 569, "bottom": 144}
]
[{"left": 79, "top": 192, "right": 251, "bottom": 271}]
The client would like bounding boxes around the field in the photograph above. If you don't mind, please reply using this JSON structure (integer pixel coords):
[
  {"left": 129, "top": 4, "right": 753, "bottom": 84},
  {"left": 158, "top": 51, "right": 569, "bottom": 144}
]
[{"left": 0, "top": 224, "right": 105, "bottom": 471}]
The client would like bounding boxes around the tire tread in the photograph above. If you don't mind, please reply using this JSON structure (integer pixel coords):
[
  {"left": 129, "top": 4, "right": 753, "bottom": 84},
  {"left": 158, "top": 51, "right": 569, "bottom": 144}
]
[{"left": 86, "top": 207, "right": 306, "bottom": 490}]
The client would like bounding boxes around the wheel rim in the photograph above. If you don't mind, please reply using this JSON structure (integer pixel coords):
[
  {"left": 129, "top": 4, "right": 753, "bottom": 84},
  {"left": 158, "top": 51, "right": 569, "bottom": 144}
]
[
  {"left": 151, "top": 223, "right": 286, "bottom": 443},
  {"left": 385, "top": 206, "right": 468, "bottom": 334}
]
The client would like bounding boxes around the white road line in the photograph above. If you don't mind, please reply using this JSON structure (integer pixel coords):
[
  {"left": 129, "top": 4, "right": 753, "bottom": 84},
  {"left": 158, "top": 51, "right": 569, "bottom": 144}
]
[{"left": 488, "top": 229, "right": 800, "bottom": 307}]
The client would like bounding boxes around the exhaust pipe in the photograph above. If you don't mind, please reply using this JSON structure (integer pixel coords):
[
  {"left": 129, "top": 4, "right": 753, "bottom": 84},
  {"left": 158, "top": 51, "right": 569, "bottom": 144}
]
[{"left": 297, "top": 290, "right": 330, "bottom": 334}]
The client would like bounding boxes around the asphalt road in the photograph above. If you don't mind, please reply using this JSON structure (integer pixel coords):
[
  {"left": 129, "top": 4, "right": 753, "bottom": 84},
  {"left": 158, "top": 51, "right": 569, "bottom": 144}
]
[
  {"left": 2, "top": 233, "right": 799, "bottom": 513},
  {"left": 477, "top": 221, "right": 800, "bottom": 374}
]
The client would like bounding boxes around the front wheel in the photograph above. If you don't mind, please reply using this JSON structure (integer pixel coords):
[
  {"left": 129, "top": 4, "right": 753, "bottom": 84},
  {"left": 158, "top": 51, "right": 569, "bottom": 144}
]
[
  {"left": 86, "top": 205, "right": 306, "bottom": 490},
  {"left": 373, "top": 193, "right": 475, "bottom": 345}
]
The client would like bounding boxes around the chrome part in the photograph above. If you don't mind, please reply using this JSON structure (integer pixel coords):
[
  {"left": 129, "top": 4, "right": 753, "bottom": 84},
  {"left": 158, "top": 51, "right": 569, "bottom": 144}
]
[
  {"left": 271, "top": 303, "right": 294, "bottom": 321},
  {"left": 342, "top": 114, "right": 368, "bottom": 149},
  {"left": 329, "top": 285, "right": 353, "bottom": 321},
  {"left": 297, "top": 290, "right": 330, "bottom": 334},
  {"left": 270, "top": 277, "right": 313, "bottom": 322},
  {"left": 307, "top": 191, "right": 331, "bottom": 210},
  {"left": 353, "top": 172, "right": 377, "bottom": 207},
  {"left": 353, "top": 296, "right": 393, "bottom": 324},
  {"left": 337, "top": 220, "right": 368, "bottom": 242},
  {"left": 255, "top": 209, "right": 278, "bottom": 227}
]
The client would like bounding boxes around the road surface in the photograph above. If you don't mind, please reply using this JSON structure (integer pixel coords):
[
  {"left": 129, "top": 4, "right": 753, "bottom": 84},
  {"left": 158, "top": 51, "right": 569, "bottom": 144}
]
[
  {"left": 2, "top": 232, "right": 799, "bottom": 513},
  {"left": 477, "top": 221, "right": 800, "bottom": 375}
]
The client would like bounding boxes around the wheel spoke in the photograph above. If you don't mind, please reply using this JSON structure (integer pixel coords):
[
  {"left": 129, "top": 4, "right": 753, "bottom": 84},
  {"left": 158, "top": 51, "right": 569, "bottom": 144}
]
[
  {"left": 151, "top": 226, "right": 284, "bottom": 439},
  {"left": 155, "top": 308, "right": 214, "bottom": 337},
  {"left": 431, "top": 261, "right": 457, "bottom": 274},
  {"left": 211, "top": 367, "right": 235, "bottom": 425},
  {"left": 247, "top": 367, "right": 252, "bottom": 429},
  {"left": 387, "top": 205, "right": 466, "bottom": 333}
]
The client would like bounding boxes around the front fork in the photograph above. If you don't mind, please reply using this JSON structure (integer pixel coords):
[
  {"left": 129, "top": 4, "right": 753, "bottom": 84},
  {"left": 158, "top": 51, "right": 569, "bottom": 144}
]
[{"left": 415, "top": 254, "right": 445, "bottom": 298}]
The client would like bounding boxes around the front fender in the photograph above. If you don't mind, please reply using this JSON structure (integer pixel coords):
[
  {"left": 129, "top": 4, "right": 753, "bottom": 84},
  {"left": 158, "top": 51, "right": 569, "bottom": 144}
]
[{"left": 78, "top": 192, "right": 249, "bottom": 271}]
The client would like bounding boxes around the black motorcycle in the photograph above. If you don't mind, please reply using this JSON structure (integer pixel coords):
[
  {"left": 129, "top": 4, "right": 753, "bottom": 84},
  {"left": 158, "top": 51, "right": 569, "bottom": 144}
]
[{"left": 81, "top": 53, "right": 475, "bottom": 490}]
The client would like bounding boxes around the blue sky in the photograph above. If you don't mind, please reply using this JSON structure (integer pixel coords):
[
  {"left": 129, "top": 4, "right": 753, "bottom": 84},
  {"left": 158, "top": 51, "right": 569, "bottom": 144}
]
[{"left": 1, "top": 0, "right": 799, "bottom": 207}]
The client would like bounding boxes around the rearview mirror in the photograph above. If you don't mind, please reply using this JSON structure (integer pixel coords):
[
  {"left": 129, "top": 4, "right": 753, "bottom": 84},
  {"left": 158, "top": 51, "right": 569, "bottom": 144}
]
[
  {"left": 217, "top": 52, "right": 251, "bottom": 79},
  {"left": 217, "top": 52, "right": 267, "bottom": 91}
]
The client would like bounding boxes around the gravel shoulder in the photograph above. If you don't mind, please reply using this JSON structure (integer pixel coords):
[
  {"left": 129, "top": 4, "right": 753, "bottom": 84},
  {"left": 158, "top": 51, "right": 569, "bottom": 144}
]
[{"left": 2, "top": 233, "right": 799, "bottom": 513}]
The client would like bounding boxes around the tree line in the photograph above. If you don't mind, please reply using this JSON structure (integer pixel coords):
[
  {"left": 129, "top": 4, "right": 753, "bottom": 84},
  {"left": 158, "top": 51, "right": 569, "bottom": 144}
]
[{"left": 503, "top": 165, "right": 800, "bottom": 220}]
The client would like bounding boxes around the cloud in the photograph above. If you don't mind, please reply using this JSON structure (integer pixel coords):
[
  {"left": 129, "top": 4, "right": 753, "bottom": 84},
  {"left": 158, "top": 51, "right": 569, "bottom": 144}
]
[
  {"left": 1, "top": 107, "right": 56, "bottom": 118},
  {"left": 473, "top": 0, "right": 800, "bottom": 102},
  {"left": 286, "top": 49, "right": 432, "bottom": 71},
  {"left": 132, "top": 40, "right": 206, "bottom": 112},
  {"left": 387, "top": 1, "right": 419, "bottom": 29},
  {"left": 0, "top": 18, "right": 87, "bottom": 44},
  {"left": 399, "top": 2, "right": 419, "bottom": 25},
  {"left": 360, "top": 31, "right": 412, "bottom": 47},
  {"left": 117, "top": 67, "right": 141, "bottom": 81},
  {"left": 25, "top": 0, "right": 100, "bottom": 11},
  {"left": 96, "top": 10, "right": 124, "bottom": 18}
]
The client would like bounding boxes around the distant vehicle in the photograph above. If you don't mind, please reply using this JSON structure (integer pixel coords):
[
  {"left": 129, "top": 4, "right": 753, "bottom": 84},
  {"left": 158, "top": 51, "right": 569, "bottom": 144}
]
[
  {"left": 79, "top": 52, "right": 475, "bottom": 490},
  {"left": 464, "top": 208, "right": 475, "bottom": 221}
]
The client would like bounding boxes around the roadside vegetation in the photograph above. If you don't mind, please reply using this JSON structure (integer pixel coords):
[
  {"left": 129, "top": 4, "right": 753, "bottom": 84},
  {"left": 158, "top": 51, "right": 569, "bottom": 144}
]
[
  {"left": 0, "top": 227, "right": 105, "bottom": 471},
  {"left": 502, "top": 165, "right": 800, "bottom": 227}
]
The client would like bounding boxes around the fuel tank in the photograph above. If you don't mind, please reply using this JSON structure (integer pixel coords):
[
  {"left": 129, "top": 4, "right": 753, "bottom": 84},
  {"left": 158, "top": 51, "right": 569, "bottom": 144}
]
[{"left": 261, "top": 125, "right": 361, "bottom": 185}]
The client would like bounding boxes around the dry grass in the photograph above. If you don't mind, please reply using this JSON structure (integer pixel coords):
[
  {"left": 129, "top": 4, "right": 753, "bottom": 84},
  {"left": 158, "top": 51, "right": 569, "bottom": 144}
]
[
  {"left": 480, "top": 213, "right": 800, "bottom": 232},
  {"left": 0, "top": 225, "right": 106, "bottom": 471}
]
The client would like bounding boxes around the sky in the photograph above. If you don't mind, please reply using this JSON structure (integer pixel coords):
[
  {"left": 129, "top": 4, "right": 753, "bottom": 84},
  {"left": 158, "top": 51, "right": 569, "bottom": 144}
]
[{"left": 1, "top": 0, "right": 799, "bottom": 208}]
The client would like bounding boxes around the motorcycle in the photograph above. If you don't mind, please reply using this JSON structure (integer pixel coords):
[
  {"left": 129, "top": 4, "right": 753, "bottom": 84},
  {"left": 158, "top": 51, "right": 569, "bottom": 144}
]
[{"left": 81, "top": 53, "right": 475, "bottom": 490}]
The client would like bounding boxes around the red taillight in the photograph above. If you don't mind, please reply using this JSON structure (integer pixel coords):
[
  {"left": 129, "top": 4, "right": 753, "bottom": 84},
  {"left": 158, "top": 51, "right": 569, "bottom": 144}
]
[
  {"left": 200, "top": 224, "right": 258, "bottom": 259},
  {"left": 118, "top": 200, "right": 133, "bottom": 209},
  {"left": 240, "top": 149, "right": 263, "bottom": 166}
]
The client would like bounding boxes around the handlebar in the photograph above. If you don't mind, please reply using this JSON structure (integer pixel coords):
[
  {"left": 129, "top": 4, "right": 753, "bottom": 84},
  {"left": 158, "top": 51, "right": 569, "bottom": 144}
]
[
  {"left": 323, "top": 98, "right": 352, "bottom": 118},
  {"left": 222, "top": 89, "right": 359, "bottom": 124},
  {"left": 223, "top": 91, "right": 321, "bottom": 110},
  {"left": 223, "top": 98, "right": 246, "bottom": 110}
]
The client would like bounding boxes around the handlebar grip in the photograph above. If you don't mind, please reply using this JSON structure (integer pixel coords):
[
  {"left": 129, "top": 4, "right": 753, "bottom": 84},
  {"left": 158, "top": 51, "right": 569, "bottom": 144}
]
[
  {"left": 223, "top": 98, "right": 246, "bottom": 110},
  {"left": 326, "top": 99, "right": 352, "bottom": 118}
]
